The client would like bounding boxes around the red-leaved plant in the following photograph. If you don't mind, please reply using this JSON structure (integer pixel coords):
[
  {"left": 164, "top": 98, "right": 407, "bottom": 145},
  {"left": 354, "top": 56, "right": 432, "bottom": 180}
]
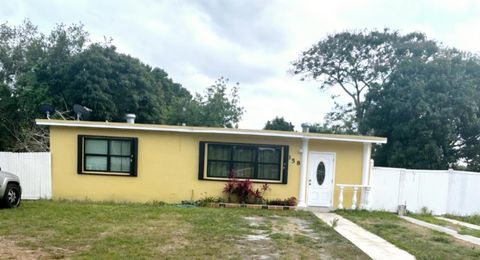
[
  {"left": 223, "top": 171, "right": 238, "bottom": 203},
  {"left": 252, "top": 183, "right": 270, "bottom": 204},
  {"left": 223, "top": 173, "right": 236, "bottom": 203},
  {"left": 223, "top": 170, "right": 270, "bottom": 204}
]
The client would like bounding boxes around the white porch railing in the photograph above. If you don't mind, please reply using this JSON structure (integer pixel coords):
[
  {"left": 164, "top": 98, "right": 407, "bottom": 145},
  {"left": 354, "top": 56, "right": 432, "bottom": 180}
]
[{"left": 336, "top": 184, "right": 371, "bottom": 210}]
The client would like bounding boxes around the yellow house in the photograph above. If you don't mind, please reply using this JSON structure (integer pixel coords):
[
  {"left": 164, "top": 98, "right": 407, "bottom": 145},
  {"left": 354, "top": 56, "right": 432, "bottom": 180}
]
[{"left": 36, "top": 119, "right": 386, "bottom": 209}]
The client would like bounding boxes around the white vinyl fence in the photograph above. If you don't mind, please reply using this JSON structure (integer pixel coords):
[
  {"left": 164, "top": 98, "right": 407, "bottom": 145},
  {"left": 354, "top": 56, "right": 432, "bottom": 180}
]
[
  {"left": 370, "top": 166, "right": 480, "bottom": 216},
  {"left": 0, "top": 152, "right": 51, "bottom": 199}
]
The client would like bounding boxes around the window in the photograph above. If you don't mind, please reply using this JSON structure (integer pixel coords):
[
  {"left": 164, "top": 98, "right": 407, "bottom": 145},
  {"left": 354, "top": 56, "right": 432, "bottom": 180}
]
[
  {"left": 198, "top": 142, "right": 289, "bottom": 183},
  {"left": 316, "top": 162, "right": 326, "bottom": 185},
  {"left": 78, "top": 135, "right": 138, "bottom": 176}
]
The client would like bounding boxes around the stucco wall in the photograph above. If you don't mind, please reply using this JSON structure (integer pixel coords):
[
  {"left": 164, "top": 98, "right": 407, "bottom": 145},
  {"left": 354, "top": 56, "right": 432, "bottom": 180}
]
[
  {"left": 50, "top": 126, "right": 303, "bottom": 203},
  {"left": 50, "top": 126, "right": 365, "bottom": 206}
]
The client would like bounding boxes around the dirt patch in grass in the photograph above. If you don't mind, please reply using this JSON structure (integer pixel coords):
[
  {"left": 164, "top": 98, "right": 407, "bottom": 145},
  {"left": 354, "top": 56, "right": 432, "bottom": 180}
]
[
  {"left": 283, "top": 217, "right": 321, "bottom": 240},
  {"left": 239, "top": 215, "right": 363, "bottom": 259},
  {"left": 0, "top": 237, "right": 50, "bottom": 260},
  {"left": 150, "top": 219, "right": 192, "bottom": 255},
  {"left": 243, "top": 216, "right": 320, "bottom": 239}
]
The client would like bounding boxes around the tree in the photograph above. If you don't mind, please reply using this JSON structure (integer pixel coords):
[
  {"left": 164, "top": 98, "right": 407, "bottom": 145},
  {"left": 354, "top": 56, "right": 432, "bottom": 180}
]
[
  {"left": 0, "top": 20, "right": 244, "bottom": 151},
  {"left": 307, "top": 122, "right": 354, "bottom": 134},
  {"left": 264, "top": 117, "right": 294, "bottom": 131},
  {"left": 292, "top": 29, "right": 438, "bottom": 133},
  {"left": 60, "top": 44, "right": 171, "bottom": 123},
  {"left": 0, "top": 20, "right": 65, "bottom": 151},
  {"left": 364, "top": 53, "right": 480, "bottom": 169},
  {"left": 166, "top": 77, "right": 244, "bottom": 128}
]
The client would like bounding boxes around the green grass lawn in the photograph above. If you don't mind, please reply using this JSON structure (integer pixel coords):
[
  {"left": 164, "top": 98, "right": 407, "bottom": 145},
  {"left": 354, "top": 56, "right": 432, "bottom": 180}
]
[
  {"left": 0, "top": 201, "right": 368, "bottom": 259},
  {"left": 408, "top": 213, "right": 480, "bottom": 238},
  {"left": 337, "top": 210, "right": 480, "bottom": 260},
  {"left": 445, "top": 214, "right": 480, "bottom": 226}
]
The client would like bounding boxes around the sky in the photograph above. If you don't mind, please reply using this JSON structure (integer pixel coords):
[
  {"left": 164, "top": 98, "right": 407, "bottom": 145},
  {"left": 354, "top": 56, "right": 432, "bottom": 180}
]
[{"left": 2, "top": 0, "right": 480, "bottom": 130}]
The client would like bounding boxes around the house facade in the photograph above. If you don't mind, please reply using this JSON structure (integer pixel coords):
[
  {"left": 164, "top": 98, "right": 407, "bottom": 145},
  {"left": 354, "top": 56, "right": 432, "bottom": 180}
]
[{"left": 36, "top": 119, "right": 386, "bottom": 208}]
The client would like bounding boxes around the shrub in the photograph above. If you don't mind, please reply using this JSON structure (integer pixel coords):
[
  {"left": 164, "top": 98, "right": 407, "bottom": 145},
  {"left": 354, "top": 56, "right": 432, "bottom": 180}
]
[
  {"left": 287, "top": 197, "right": 297, "bottom": 206},
  {"left": 420, "top": 206, "right": 432, "bottom": 215},
  {"left": 234, "top": 178, "right": 254, "bottom": 203},
  {"left": 149, "top": 200, "right": 167, "bottom": 206},
  {"left": 196, "top": 196, "right": 225, "bottom": 207},
  {"left": 223, "top": 171, "right": 238, "bottom": 202},
  {"left": 222, "top": 172, "right": 270, "bottom": 204},
  {"left": 252, "top": 183, "right": 270, "bottom": 204},
  {"left": 267, "top": 197, "right": 297, "bottom": 206}
]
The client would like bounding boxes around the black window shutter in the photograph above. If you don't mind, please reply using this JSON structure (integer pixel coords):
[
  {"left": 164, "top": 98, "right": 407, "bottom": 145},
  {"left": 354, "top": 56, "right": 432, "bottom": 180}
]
[
  {"left": 77, "top": 135, "right": 84, "bottom": 174},
  {"left": 198, "top": 142, "right": 206, "bottom": 180},
  {"left": 282, "top": 146, "right": 289, "bottom": 184},
  {"left": 131, "top": 138, "right": 139, "bottom": 176}
]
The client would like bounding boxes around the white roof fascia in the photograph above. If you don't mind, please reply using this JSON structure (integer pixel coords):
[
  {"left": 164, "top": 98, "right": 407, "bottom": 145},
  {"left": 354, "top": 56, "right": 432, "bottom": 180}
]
[{"left": 36, "top": 120, "right": 387, "bottom": 144}]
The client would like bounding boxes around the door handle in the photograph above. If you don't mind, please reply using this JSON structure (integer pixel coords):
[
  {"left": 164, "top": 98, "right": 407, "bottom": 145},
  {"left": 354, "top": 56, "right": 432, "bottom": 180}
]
[{"left": 308, "top": 179, "right": 312, "bottom": 185}]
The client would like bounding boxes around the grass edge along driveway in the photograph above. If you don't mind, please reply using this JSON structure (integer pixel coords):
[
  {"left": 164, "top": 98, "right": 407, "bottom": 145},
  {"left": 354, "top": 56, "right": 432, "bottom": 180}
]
[
  {"left": 336, "top": 210, "right": 480, "bottom": 260},
  {"left": 0, "top": 200, "right": 368, "bottom": 259}
]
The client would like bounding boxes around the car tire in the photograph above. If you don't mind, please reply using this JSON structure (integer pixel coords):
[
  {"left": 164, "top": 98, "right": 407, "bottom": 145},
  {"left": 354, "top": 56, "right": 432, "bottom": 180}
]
[{"left": 1, "top": 183, "right": 21, "bottom": 208}]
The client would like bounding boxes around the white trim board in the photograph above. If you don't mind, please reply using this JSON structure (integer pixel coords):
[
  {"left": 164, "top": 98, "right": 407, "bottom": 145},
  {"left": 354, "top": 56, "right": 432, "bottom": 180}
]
[{"left": 36, "top": 119, "right": 387, "bottom": 144}]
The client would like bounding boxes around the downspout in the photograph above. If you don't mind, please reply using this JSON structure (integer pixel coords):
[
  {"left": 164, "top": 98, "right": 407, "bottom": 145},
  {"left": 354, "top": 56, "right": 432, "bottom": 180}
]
[{"left": 297, "top": 138, "right": 309, "bottom": 207}]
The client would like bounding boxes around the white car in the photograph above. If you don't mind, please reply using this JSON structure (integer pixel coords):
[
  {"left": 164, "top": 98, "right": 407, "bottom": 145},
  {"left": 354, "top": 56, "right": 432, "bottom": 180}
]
[{"left": 0, "top": 167, "right": 21, "bottom": 208}]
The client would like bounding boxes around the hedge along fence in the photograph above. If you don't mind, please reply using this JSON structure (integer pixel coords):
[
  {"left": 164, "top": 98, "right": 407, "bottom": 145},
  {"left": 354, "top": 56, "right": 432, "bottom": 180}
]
[
  {"left": 0, "top": 152, "right": 52, "bottom": 199},
  {"left": 369, "top": 166, "right": 480, "bottom": 216}
]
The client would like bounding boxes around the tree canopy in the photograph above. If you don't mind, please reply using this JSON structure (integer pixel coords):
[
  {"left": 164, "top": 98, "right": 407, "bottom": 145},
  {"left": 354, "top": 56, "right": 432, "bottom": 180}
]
[
  {"left": 365, "top": 53, "right": 480, "bottom": 170},
  {"left": 306, "top": 122, "right": 354, "bottom": 134},
  {"left": 0, "top": 20, "right": 244, "bottom": 151},
  {"left": 292, "top": 29, "right": 438, "bottom": 133},
  {"left": 264, "top": 117, "right": 295, "bottom": 131},
  {"left": 294, "top": 28, "right": 480, "bottom": 170},
  {"left": 166, "top": 77, "right": 244, "bottom": 128}
]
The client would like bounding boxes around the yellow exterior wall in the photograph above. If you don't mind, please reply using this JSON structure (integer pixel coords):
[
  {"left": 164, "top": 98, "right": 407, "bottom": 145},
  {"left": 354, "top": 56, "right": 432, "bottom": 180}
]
[
  {"left": 49, "top": 126, "right": 365, "bottom": 207},
  {"left": 50, "top": 126, "right": 302, "bottom": 203},
  {"left": 308, "top": 141, "right": 364, "bottom": 208}
]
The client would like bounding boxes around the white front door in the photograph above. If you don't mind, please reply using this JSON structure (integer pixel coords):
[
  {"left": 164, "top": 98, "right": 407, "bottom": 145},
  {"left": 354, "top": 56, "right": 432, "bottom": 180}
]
[{"left": 307, "top": 152, "right": 335, "bottom": 207}]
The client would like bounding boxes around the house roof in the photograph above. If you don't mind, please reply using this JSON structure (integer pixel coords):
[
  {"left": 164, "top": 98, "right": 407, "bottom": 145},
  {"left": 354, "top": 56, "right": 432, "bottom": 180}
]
[{"left": 35, "top": 119, "right": 387, "bottom": 144}]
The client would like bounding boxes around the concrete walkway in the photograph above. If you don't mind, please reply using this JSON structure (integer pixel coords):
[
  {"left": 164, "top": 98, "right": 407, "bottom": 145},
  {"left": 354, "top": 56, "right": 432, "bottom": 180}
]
[
  {"left": 314, "top": 212, "right": 415, "bottom": 260},
  {"left": 401, "top": 216, "right": 480, "bottom": 246},
  {"left": 435, "top": 216, "right": 480, "bottom": 230}
]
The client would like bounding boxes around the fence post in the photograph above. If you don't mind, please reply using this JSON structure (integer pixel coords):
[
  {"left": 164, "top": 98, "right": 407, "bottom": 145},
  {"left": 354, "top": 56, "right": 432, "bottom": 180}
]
[
  {"left": 446, "top": 168, "right": 454, "bottom": 215},
  {"left": 397, "top": 169, "right": 407, "bottom": 212}
]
